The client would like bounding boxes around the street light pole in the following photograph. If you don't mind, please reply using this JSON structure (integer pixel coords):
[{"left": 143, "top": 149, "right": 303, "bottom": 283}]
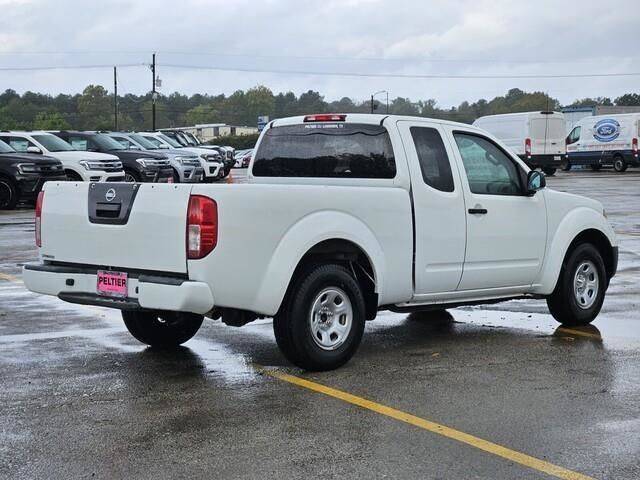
[
  {"left": 113, "top": 66, "right": 118, "bottom": 131},
  {"left": 151, "top": 53, "right": 157, "bottom": 131},
  {"left": 371, "top": 90, "right": 389, "bottom": 114}
]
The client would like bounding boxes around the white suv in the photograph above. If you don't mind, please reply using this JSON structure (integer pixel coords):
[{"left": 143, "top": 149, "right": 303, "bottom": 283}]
[
  {"left": 137, "top": 132, "right": 222, "bottom": 181},
  {"left": 0, "top": 132, "right": 124, "bottom": 182}
]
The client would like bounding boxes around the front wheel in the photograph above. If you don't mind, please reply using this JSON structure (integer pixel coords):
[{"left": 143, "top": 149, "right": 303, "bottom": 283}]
[
  {"left": 547, "top": 243, "right": 607, "bottom": 326},
  {"left": 122, "top": 310, "right": 204, "bottom": 348},
  {"left": 613, "top": 155, "right": 628, "bottom": 172},
  {"left": 561, "top": 160, "right": 572, "bottom": 171},
  {"left": 0, "top": 176, "right": 18, "bottom": 210},
  {"left": 542, "top": 167, "right": 556, "bottom": 176},
  {"left": 124, "top": 169, "right": 141, "bottom": 183},
  {"left": 273, "top": 264, "right": 366, "bottom": 371}
]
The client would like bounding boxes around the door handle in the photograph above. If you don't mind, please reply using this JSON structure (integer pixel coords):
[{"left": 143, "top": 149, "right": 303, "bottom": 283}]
[{"left": 468, "top": 208, "right": 488, "bottom": 215}]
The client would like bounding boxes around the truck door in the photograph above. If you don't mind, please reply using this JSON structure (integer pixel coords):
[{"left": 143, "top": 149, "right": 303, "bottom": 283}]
[
  {"left": 397, "top": 121, "right": 466, "bottom": 294},
  {"left": 448, "top": 129, "right": 547, "bottom": 291}
]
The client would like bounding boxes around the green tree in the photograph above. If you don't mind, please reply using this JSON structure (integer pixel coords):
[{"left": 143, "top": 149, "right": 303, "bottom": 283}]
[
  {"left": 243, "top": 85, "right": 274, "bottom": 126},
  {"left": 33, "top": 112, "right": 70, "bottom": 130},
  {"left": 615, "top": 93, "right": 640, "bottom": 106},
  {"left": 78, "top": 85, "right": 112, "bottom": 129}
]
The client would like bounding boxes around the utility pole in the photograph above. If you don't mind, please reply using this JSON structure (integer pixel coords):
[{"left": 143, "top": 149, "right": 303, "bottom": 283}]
[
  {"left": 151, "top": 53, "right": 156, "bottom": 131},
  {"left": 113, "top": 66, "right": 118, "bottom": 131},
  {"left": 370, "top": 95, "right": 375, "bottom": 114}
]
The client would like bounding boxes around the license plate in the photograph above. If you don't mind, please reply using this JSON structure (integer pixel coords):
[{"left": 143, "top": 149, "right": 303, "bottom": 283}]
[
  {"left": 554, "top": 155, "right": 561, "bottom": 161},
  {"left": 97, "top": 270, "right": 128, "bottom": 298}
]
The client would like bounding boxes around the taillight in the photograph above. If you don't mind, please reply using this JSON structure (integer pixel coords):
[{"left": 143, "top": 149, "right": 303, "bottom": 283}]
[
  {"left": 187, "top": 195, "right": 218, "bottom": 259},
  {"left": 633, "top": 138, "right": 638, "bottom": 155},
  {"left": 525, "top": 138, "right": 532, "bottom": 158},
  {"left": 35, "top": 191, "right": 44, "bottom": 248},
  {"left": 304, "top": 114, "right": 346, "bottom": 122}
]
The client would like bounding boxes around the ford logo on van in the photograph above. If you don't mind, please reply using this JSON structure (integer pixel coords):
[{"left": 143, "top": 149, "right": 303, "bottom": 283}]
[{"left": 593, "top": 119, "right": 620, "bottom": 142}]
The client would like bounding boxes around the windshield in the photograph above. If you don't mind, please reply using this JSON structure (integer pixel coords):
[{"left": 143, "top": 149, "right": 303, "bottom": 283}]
[
  {"left": 32, "top": 134, "right": 75, "bottom": 152},
  {"left": 91, "top": 134, "right": 126, "bottom": 151},
  {"left": 158, "top": 133, "right": 182, "bottom": 148},
  {"left": 129, "top": 134, "right": 158, "bottom": 150},
  {"left": 0, "top": 139, "right": 16, "bottom": 154}
]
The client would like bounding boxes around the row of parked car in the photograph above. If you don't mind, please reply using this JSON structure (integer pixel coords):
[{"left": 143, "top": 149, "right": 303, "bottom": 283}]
[{"left": 0, "top": 129, "right": 246, "bottom": 210}]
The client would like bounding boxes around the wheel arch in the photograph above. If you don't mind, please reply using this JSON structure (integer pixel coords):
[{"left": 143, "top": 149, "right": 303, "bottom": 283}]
[
  {"left": 536, "top": 209, "right": 617, "bottom": 295},
  {"left": 251, "top": 210, "right": 385, "bottom": 317}
]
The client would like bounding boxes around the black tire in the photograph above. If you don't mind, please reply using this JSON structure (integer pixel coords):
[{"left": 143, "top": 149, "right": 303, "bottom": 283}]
[
  {"left": 561, "top": 160, "right": 572, "bottom": 171},
  {"left": 547, "top": 243, "right": 607, "bottom": 327},
  {"left": 122, "top": 310, "right": 204, "bottom": 348},
  {"left": 124, "top": 169, "right": 140, "bottom": 183},
  {"left": 613, "top": 155, "right": 628, "bottom": 173},
  {"left": 590, "top": 165, "right": 602, "bottom": 171},
  {"left": 273, "top": 264, "right": 366, "bottom": 371},
  {"left": 172, "top": 168, "right": 181, "bottom": 183},
  {"left": 542, "top": 167, "right": 556, "bottom": 176},
  {"left": 0, "top": 176, "right": 18, "bottom": 210},
  {"left": 65, "top": 170, "right": 82, "bottom": 182}
]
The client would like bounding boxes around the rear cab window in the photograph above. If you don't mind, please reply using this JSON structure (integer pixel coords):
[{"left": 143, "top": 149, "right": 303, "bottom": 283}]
[
  {"left": 253, "top": 123, "right": 396, "bottom": 179},
  {"left": 410, "top": 127, "right": 454, "bottom": 192}
]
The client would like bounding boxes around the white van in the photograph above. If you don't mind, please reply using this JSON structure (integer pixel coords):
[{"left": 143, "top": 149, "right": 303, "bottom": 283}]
[
  {"left": 473, "top": 111, "right": 566, "bottom": 175},
  {"left": 565, "top": 114, "right": 640, "bottom": 172}
]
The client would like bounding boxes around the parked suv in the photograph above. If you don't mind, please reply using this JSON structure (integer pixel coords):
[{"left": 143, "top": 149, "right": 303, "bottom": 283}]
[
  {"left": 0, "top": 131, "right": 124, "bottom": 182},
  {"left": 52, "top": 132, "right": 173, "bottom": 183},
  {"left": 0, "top": 138, "right": 66, "bottom": 209},
  {"left": 106, "top": 132, "right": 204, "bottom": 183},
  {"left": 137, "top": 132, "right": 223, "bottom": 182}
]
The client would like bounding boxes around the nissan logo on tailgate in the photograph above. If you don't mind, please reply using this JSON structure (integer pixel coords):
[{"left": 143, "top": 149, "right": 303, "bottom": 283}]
[{"left": 105, "top": 188, "right": 117, "bottom": 202}]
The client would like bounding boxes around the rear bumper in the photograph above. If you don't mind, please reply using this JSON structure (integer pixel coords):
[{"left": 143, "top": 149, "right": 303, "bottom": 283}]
[
  {"left": 23, "top": 263, "right": 214, "bottom": 315},
  {"left": 518, "top": 154, "right": 564, "bottom": 168}
]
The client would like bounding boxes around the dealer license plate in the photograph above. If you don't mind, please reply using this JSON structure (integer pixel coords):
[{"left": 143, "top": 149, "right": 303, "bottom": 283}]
[{"left": 97, "top": 270, "right": 128, "bottom": 298}]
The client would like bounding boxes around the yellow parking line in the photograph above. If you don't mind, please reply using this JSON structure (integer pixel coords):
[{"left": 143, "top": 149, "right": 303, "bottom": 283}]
[
  {"left": 556, "top": 328, "right": 602, "bottom": 340},
  {"left": 0, "top": 272, "right": 21, "bottom": 284},
  {"left": 263, "top": 369, "right": 594, "bottom": 480}
]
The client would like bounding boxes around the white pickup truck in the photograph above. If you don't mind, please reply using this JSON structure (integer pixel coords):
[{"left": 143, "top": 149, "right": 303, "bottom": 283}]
[{"left": 23, "top": 114, "right": 618, "bottom": 371}]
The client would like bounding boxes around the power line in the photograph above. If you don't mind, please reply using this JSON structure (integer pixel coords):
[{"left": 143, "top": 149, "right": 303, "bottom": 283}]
[
  {"left": 0, "top": 61, "right": 639, "bottom": 79},
  {"left": 0, "top": 63, "right": 146, "bottom": 71},
  {"left": 158, "top": 63, "right": 640, "bottom": 80}
]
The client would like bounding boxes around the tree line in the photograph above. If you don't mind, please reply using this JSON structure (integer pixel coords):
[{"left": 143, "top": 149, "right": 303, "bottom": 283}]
[{"left": 1, "top": 85, "right": 639, "bottom": 132}]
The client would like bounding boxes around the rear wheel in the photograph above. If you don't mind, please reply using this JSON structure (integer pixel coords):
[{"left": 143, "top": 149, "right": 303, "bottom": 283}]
[
  {"left": 0, "top": 176, "right": 18, "bottom": 210},
  {"left": 613, "top": 155, "right": 628, "bottom": 172},
  {"left": 542, "top": 167, "right": 556, "bottom": 176},
  {"left": 547, "top": 243, "right": 607, "bottom": 326},
  {"left": 273, "top": 264, "right": 366, "bottom": 371},
  {"left": 561, "top": 160, "right": 572, "bottom": 171},
  {"left": 122, "top": 310, "right": 204, "bottom": 348}
]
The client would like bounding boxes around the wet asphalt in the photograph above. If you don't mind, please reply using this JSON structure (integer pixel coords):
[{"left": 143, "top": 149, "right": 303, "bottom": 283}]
[{"left": 1, "top": 169, "right": 639, "bottom": 479}]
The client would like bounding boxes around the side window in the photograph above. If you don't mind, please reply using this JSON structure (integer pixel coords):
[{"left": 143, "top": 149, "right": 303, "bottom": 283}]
[
  {"left": 68, "top": 136, "right": 88, "bottom": 151},
  {"left": 454, "top": 133, "right": 523, "bottom": 196},
  {"left": 7, "top": 136, "right": 35, "bottom": 152},
  {"left": 410, "top": 127, "right": 454, "bottom": 192},
  {"left": 567, "top": 126, "right": 581, "bottom": 145}
]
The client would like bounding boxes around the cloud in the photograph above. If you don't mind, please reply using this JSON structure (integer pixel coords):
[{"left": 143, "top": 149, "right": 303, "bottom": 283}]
[{"left": 0, "top": 0, "right": 638, "bottom": 107}]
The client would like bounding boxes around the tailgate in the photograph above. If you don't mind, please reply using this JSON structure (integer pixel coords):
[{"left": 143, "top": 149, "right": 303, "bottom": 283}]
[{"left": 40, "top": 182, "right": 193, "bottom": 274}]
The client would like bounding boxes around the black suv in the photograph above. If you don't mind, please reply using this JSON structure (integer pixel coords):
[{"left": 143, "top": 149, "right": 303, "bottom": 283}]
[
  {"left": 0, "top": 139, "right": 66, "bottom": 209},
  {"left": 52, "top": 131, "right": 173, "bottom": 183}
]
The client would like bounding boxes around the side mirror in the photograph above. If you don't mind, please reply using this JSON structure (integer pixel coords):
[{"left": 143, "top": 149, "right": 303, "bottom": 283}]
[
  {"left": 527, "top": 170, "right": 546, "bottom": 194},
  {"left": 26, "top": 146, "right": 42, "bottom": 154}
]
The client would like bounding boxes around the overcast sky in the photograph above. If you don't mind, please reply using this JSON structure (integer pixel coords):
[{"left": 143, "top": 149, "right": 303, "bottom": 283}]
[{"left": 0, "top": 0, "right": 638, "bottom": 107}]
